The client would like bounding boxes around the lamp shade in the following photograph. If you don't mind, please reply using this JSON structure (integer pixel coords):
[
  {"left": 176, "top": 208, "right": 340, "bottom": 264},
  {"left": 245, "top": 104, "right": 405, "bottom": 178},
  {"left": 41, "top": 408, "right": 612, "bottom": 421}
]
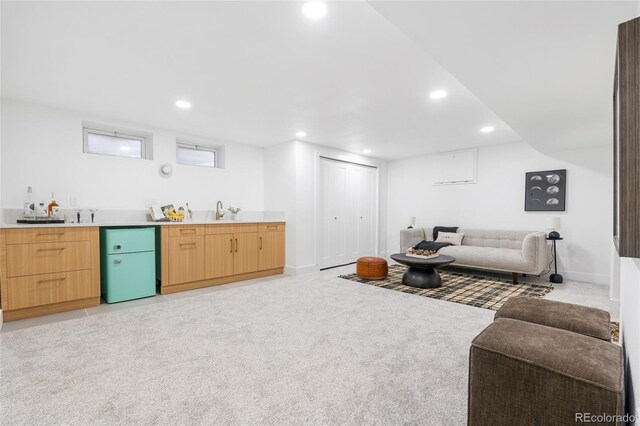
[{"left": 546, "top": 216, "right": 561, "bottom": 230}]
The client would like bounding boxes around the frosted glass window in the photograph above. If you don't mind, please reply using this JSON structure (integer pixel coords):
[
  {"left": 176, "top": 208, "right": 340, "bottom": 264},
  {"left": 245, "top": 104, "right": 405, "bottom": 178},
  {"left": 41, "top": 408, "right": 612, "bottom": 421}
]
[
  {"left": 83, "top": 126, "right": 150, "bottom": 159},
  {"left": 176, "top": 143, "right": 218, "bottom": 168}
]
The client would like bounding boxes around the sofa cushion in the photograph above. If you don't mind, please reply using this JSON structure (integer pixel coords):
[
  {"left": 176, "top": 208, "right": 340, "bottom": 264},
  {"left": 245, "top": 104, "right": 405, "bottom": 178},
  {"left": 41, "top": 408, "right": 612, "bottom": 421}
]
[
  {"left": 439, "top": 245, "right": 535, "bottom": 272},
  {"left": 433, "top": 226, "right": 457, "bottom": 240},
  {"left": 469, "top": 318, "right": 624, "bottom": 425},
  {"left": 495, "top": 297, "right": 611, "bottom": 341},
  {"left": 460, "top": 229, "right": 532, "bottom": 250}
]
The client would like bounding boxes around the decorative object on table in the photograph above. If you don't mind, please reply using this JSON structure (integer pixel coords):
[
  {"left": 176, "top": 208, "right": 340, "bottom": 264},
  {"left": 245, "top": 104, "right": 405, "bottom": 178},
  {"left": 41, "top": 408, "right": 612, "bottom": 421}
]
[
  {"left": 227, "top": 206, "right": 240, "bottom": 220},
  {"left": 408, "top": 216, "right": 416, "bottom": 229},
  {"left": 405, "top": 247, "right": 439, "bottom": 259},
  {"left": 75, "top": 208, "right": 81, "bottom": 223},
  {"left": 16, "top": 218, "right": 65, "bottom": 224},
  {"left": 340, "top": 264, "right": 553, "bottom": 311},
  {"left": 546, "top": 216, "right": 561, "bottom": 239},
  {"left": 546, "top": 233, "right": 563, "bottom": 284},
  {"left": 161, "top": 204, "right": 175, "bottom": 220},
  {"left": 186, "top": 203, "right": 193, "bottom": 220},
  {"left": 89, "top": 208, "right": 98, "bottom": 223},
  {"left": 165, "top": 206, "right": 185, "bottom": 222},
  {"left": 22, "top": 186, "right": 35, "bottom": 218},
  {"left": 47, "top": 193, "right": 60, "bottom": 219},
  {"left": 36, "top": 202, "right": 48, "bottom": 218},
  {"left": 525, "top": 169, "right": 566, "bottom": 211},
  {"left": 390, "top": 252, "right": 456, "bottom": 288},
  {"left": 356, "top": 257, "right": 388, "bottom": 280},
  {"left": 149, "top": 205, "right": 169, "bottom": 222},
  {"left": 159, "top": 163, "right": 173, "bottom": 178}
]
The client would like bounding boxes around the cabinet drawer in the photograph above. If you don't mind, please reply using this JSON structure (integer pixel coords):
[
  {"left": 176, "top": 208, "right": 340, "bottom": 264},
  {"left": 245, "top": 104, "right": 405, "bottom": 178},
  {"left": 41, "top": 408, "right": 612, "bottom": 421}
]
[
  {"left": 102, "top": 227, "right": 155, "bottom": 254},
  {"left": 168, "top": 236, "right": 205, "bottom": 285},
  {"left": 259, "top": 223, "right": 285, "bottom": 233},
  {"left": 168, "top": 226, "right": 204, "bottom": 237},
  {"left": 205, "top": 224, "right": 236, "bottom": 235},
  {"left": 230, "top": 224, "right": 258, "bottom": 234},
  {"left": 7, "top": 241, "right": 92, "bottom": 277},
  {"left": 7, "top": 270, "right": 94, "bottom": 310},
  {"left": 6, "top": 227, "right": 94, "bottom": 244}
]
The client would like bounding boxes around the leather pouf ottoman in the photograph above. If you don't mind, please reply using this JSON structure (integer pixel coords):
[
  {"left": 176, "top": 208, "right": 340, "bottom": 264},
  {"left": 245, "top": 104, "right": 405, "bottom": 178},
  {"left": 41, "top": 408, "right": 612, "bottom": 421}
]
[{"left": 356, "top": 257, "right": 388, "bottom": 280}]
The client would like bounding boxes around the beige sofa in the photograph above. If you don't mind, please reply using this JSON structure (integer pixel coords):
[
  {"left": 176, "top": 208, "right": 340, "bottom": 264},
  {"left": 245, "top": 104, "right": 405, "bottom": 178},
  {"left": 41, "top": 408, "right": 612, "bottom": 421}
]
[{"left": 400, "top": 228, "right": 549, "bottom": 283}]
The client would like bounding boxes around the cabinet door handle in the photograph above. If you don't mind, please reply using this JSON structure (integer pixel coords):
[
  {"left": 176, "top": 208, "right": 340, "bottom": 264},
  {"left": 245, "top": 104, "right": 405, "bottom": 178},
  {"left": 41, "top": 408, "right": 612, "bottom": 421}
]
[
  {"left": 235, "top": 238, "right": 238, "bottom": 252},
  {"left": 180, "top": 229, "right": 196, "bottom": 234},
  {"left": 37, "top": 248, "right": 64, "bottom": 252},
  {"left": 179, "top": 243, "right": 196, "bottom": 248},
  {"left": 230, "top": 239, "right": 233, "bottom": 253},
  {"left": 260, "top": 236, "right": 263, "bottom": 250},
  {"left": 36, "top": 232, "right": 64, "bottom": 237},
  {"left": 37, "top": 277, "right": 66, "bottom": 284},
  {"left": 113, "top": 259, "right": 122, "bottom": 264},
  {"left": 113, "top": 244, "right": 122, "bottom": 250}
]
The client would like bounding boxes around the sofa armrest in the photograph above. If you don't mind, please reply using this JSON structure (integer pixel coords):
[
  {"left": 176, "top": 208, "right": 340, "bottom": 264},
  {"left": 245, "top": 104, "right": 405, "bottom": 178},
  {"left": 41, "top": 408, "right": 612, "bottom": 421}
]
[
  {"left": 522, "top": 232, "right": 549, "bottom": 274},
  {"left": 400, "top": 228, "right": 427, "bottom": 252}
]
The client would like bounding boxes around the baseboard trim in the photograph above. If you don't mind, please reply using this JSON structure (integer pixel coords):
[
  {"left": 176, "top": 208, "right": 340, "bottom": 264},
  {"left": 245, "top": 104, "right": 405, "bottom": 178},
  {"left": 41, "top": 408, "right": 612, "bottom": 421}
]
[
  {"left": 160, "top": 268, "right": 284, "bottom": 295},
  {"left": 562, "top": 270, "right": 610, "bottom": 285},
  {"left": 3, "top": 297, "right": 100, "bottom": 322},
  {"left": 284, "top": 264, "right": 320, "bottom": 275}
]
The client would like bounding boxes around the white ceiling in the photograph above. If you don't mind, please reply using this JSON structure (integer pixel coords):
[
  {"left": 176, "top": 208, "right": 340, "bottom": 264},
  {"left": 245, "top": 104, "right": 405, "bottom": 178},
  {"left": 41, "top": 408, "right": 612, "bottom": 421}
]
[
  {"left": 369, "top": 0, "right": 639, "bottom": 154},
  {"left": 1, "top": 1, "right": 637, "bottom": 159}
]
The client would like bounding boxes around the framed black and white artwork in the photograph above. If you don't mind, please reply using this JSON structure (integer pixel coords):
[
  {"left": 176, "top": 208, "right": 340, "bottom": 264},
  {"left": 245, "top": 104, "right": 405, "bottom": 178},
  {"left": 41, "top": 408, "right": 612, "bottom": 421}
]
[{"left": 524, "top": 169, "right": 566, "bottom": 211}]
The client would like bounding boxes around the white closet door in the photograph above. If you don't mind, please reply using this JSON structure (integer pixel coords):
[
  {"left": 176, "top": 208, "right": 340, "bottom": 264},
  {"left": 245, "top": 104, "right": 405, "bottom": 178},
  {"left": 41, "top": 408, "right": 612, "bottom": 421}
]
[
  {"left": 330, "top": 162, "right": 349, "bottom": 266},
  {"left": 319, "top": 158, "right": 377, "bottom": 269},
  {"left": 357, "top": 166, "right": 375, "bottom": 256}
]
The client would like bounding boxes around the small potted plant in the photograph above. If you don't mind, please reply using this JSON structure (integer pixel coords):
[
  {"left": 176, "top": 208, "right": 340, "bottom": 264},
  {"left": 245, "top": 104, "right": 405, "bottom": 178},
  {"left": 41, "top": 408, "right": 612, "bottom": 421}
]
[{"left": 227, "top": 206, "right": 240, "bottom": 220}]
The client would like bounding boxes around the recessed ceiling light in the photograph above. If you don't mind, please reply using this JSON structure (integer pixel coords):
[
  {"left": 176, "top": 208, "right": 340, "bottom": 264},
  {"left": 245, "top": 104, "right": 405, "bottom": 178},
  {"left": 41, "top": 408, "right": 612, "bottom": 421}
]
[
  {"left": 296, "top": 131, "right": 307, "bottom": 138},
  {"left": 429, "top": 90, "right": 447, "bottom": 100},
  {"left": 175, "top": 100, "right": 191, "bottom": 109},
  {"left": 480, "top": 126, "right": 495, "bottom": 133},
  {"left": 363, "top": 149, "right": 372, "bottom": 154},
  {"left": 302, "top": 1, "right": 327, "bottom": 19}
]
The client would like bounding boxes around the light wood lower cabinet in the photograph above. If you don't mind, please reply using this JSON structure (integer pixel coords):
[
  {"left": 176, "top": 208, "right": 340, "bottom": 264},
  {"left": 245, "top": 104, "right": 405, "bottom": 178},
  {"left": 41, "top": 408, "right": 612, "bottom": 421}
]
[
  {"left": 0, "top": 227, "right": 100, "bottom": 321},
  {"left": 167, "top": 235, "right": 205, "bottom": 285},
  {"left": 205, "top": 234, "right": 234, "bottom": 279},
  {"left": 259, "top": 227, "right": 285, "bottom": 271},
  {"left": 161, "top": 222, "right": 285, "bottom": 294},
  {"left": 233, "top": 233, "right": 259, "bottom": 274}
]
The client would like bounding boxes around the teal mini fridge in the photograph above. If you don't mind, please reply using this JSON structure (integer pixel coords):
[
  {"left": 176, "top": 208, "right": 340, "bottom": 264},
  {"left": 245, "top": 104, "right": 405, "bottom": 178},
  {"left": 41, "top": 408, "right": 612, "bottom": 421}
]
[{"left": 100, "top": 227, "right": 156, "bottom": 303}]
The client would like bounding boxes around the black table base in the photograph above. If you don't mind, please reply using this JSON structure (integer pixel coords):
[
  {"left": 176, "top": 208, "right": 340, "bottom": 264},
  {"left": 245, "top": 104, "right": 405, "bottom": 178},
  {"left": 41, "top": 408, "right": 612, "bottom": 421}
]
[{"left": 402, "top": 266, "right": 442, "bottom": 288}]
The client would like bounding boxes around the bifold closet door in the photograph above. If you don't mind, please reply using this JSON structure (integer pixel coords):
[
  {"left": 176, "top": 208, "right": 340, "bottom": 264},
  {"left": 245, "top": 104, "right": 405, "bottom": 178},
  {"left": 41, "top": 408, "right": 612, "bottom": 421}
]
[{"left": 319, "top": 158, "right": 376, "bottom": 269}]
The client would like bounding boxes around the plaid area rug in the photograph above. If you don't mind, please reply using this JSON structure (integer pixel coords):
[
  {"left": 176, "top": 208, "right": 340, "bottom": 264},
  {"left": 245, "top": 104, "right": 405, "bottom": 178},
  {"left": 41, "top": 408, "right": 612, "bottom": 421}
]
[{"left": 339, "top": 264, "right": 553, "bottom": 311}]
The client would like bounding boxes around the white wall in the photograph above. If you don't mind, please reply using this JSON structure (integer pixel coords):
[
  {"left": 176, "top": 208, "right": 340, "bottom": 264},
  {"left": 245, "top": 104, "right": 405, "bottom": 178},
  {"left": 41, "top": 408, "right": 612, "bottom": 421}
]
[
  {"left": 387, "top": 141, "right": 612, "bottom": 284},
  {"left": 1, "top": 99, "right": 265, "bottom": 213},
  {"left": 264, "top": 140, "right": 387, "bottom": 273},
  {"left": 615, "top": 253, "right": 640, "bottom": 418}
]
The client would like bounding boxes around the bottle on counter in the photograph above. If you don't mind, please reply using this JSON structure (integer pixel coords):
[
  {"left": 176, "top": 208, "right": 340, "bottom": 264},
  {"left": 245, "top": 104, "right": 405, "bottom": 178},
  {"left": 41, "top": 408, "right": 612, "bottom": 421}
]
[
  {"left": 23, "top": 186, "right": 35, "bottom": 218},
  {"left": 47, "top": 192, "right": 60, "bottom": 219}
]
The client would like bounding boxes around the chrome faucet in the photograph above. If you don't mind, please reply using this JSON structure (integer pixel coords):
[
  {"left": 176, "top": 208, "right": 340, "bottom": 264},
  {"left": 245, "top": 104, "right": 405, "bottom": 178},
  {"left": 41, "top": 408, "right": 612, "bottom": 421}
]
[{"left": 215, "top": 201, "right": 225, "bottom": 221}]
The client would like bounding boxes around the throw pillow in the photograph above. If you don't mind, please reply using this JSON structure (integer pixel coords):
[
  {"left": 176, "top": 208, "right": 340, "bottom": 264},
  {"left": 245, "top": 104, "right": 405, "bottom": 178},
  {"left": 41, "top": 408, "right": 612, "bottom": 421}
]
[
  {"left": 433, "top": 226, "right": 458, "bottom": 240},
  {"left": 435, "top": 232, "right": 465, "bottom": 246},
  {"left": 413, "top": 240, "right": 432, "bottom": 250}
]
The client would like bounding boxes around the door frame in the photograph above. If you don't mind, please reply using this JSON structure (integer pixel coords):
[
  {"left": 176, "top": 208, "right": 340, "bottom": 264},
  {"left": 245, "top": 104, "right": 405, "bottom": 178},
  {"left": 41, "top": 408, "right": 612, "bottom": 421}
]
[{"left": 316, "top": 156, "right": 379, "bottom": 269}]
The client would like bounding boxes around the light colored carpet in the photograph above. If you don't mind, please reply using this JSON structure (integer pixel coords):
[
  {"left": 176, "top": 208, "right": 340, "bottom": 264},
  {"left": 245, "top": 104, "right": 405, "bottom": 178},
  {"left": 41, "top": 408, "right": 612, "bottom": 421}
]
[{"left": 0, "top": 269, "right": 495, "bottom": 425}]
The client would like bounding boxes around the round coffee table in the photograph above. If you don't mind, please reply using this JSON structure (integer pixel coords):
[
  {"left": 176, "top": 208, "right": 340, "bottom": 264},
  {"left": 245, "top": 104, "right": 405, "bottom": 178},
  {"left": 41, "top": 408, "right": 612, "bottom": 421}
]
[{"left": 390, "top": 253, "right": 456, "bottom": 288}]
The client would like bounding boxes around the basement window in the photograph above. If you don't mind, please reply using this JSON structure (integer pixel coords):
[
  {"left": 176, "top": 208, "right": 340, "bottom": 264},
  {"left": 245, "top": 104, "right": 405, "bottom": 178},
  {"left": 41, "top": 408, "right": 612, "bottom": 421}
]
[
  {"left": 176, "top": 141, "right": 220, "bottom": 168},
  {"left": 83, "top": 124, "right": 152, "bottom": 160}
]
